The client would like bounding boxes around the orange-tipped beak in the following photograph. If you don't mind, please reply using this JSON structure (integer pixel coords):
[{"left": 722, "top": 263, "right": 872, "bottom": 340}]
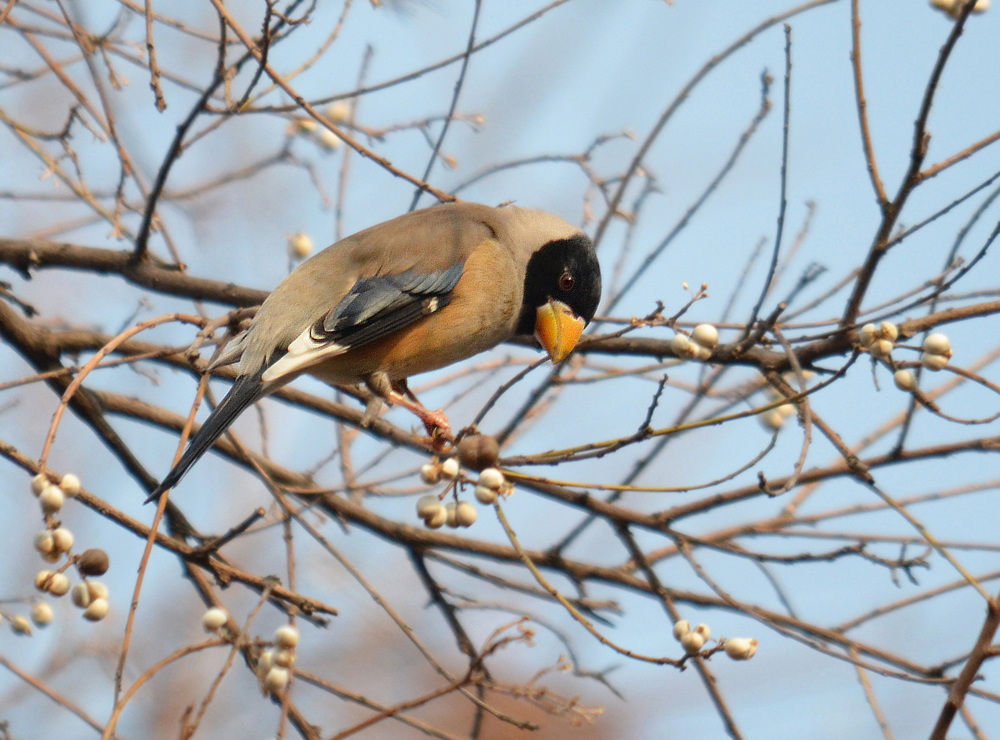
[{"left": 534, "top": 299, "right": 585, "bottom": 364}]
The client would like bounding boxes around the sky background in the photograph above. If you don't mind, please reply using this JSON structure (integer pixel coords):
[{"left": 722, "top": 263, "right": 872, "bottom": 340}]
[{"left": 2, "top": 1, "right": 1000, "bottom": 738}]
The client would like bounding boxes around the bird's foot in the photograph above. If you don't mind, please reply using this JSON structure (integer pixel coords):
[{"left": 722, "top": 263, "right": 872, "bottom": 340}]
[
  {"left": 388, "top": 392, "right": 452, "bottom": 447},
  {"left": 360, "top": 396, "right": 384, "bottom": 428},
  {"left": 419, "top": 409, "right": 453, "bottom": 450}
]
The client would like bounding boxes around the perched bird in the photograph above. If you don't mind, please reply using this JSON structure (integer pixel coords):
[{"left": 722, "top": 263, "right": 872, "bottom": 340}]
[{"left": 150, "top": 202, "right": 601, "bottom": 499}]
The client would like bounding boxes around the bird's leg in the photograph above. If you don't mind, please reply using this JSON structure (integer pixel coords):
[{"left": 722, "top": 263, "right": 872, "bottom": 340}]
[
  {"left": 389, "top": 379, "right": 452, "bottom": 441},
  {"left": 359, "top": 395, "right": 384, "bottom": 428},
  {"left": 364, "top": 374, "right": 452, "bottom": 444}
]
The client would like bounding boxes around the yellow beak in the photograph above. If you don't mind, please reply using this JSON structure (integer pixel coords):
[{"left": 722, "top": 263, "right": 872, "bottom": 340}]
[{"left": 534, "top": 299, "right": 585, "bottom": 364}]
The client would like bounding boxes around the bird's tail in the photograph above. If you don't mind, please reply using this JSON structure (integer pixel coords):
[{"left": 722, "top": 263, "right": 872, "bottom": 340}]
[{"left": 147, "top": 373, "right": 265, "bottom": 502}]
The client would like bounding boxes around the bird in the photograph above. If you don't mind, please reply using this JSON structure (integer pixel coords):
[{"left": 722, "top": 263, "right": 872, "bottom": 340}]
[{"left": 148, "top": 201, "right": 602, "bottom": 501}]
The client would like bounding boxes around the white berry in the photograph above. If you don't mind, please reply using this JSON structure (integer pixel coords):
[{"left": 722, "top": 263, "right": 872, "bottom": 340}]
[
  {"left": 474, "top": 485, "right": 498, "bottom": 504},
  {"left": 724, "top": 637, "right": 759, "bottom": 660},
  {"left": 71, "top": 583, "right": 91, "bottom": 608},
  {"left": 894, "top": 369, "right": 917, "bottom": 391},
  {"left": 670, "top": 334, "right": 694, "bottom": 358},
  {"left": 11, "top": 615, "right": 32, "bottom": 635},
  {"left": 324, "top": 101, "right": 350, "bottom": 123},
  {"left": 477, "top": 467, "right": 505, "bottom": 490},
  {"left": 274, "top": 624, "right": 299, "bottom": 649},
  {"left": 680, "top": 631, "right": 705, "bottom": 654},
  {"left": 258, "top": 649, "right": 275, "bottom": 676},
  {"left": 416, "top": 494, "right": 442, "bottom": 519},
  {"left": 31, "top": 602, "right": 53, "bottom": 627},
  {"left": 264, "top": 667, "right": 290, "bottom": 693},
  {"left": 39, "top": 486, "right": 65, "bottom": 514},
  {"left": 31, "top": 474, "right": 49, "bottom": 496},
  {"left": 419, "top": 463, "right": 440, "bottom": 485},
  {"left": 202, "top": 607, "right": 228, "bottom": 632},
  {"left": 47, "top": 573, "right": 70, "bottom": 597},
  {"left": 59, "top": 473, "right": 81, "bottom": 497},
  {"left": 83, "top": 598, "right": 109, "bottom": 621},
  {"left": 51, "top": 528, "right": 74, "bottom": 553},
  {"left": 316, "top": 127, "right": 342, "bottom": 151},
  {"left": 869, "top": 338, "right": 893, "bottom": 360},
  {"left": 761, "top": 409, "right": 785, "bottom": 431},
  {"left": 288, "top": 117, "right": 316, "bottom": 135},
  {"left": 440, "top": 458, "right": 460, "bottom": 478},
  {"left": 424, "top": 507, "right": 448, "bottom": 529},
  {"left": 879, "top": 321, "right": 898, "bottom": 342},
  {"left": 87, "top": 581, "right": 109, "bottom": 601},
  {"left": 777, "top": 403, "right": 797, "bottom": 419},
  {"left": 286, "top": 232, "right": 313, "bottom": 260},
  {"left": 34, "top": 531, "right": 55, "bottom": 555},
  {"left": 858, "top": 324, "right": 878, "bottom": 347},
  {"left": 672, "top": 620, "right": 691, "bottom": 641},
  {"left": 35, "top": 570, "right": 54, "bottom": 591},
  {"left": 921, "top": 352, "right": 949, "bottom": 371},
  {"left": 445, "top": 501, "right": 459, "bottom": 528},
  {"left": 274, "top": 650, "right": 296, "bottom": 668},
  {"left": 694, "top": 623, "right": 711, "bottom": 640},
  {"left": 692, "top": 324, "right": 719, "bottom": 349},
  {"left": 923, "top": 333, "right": 952, "bottom": 356},
  {"left": 455, "top": 501, "right": 477, "bottom": 528}
]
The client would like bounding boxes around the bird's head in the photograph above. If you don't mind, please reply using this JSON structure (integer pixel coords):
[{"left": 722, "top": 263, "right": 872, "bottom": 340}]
[{"left": 517, "top": 233, "right": 602, "bottom": 363}]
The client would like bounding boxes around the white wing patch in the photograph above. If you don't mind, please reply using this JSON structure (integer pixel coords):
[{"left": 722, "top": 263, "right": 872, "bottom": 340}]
[{"left": 260, "top": 326, "right": 348, "bottom": 383}]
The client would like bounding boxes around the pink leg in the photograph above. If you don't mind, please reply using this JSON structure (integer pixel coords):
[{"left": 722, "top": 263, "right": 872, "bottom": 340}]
[
  {"left": 366, "top": 374, "right": 452, "bottom": 444},
  {"left": 386, "top": 389, "right": 452, "bottom": 438}
]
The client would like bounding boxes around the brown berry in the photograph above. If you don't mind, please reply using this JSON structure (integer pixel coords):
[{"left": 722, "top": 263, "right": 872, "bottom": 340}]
[
  {"left": 77, "top": 548, "right": 109, "bottom": 577},
  {"left": 456, "top": 434, "right": 499, "bottom": 471}
]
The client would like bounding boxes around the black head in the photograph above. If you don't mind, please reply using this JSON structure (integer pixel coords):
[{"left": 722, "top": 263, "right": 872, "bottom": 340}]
[{"left": 516, "top": 233, "right": 602, "bottom": 336}]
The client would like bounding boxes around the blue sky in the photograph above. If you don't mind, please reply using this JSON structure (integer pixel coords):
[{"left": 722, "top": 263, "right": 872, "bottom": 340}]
[{"left": 2, "top": 1, "right": 999, "bottom": 737}]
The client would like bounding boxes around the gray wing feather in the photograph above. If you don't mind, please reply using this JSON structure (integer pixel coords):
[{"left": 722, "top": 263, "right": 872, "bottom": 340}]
[{"left": 318, "top": 262, "right": 464, "bottom": 344}]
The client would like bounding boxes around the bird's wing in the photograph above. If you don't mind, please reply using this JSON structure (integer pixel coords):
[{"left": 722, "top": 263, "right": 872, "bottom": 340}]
[{"left": 260, "top": 262, "right": 465, "bottom": 383}]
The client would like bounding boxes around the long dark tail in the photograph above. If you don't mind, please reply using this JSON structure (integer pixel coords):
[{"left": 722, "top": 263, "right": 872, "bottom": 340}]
[{"left": 147, "top": 373, "right": 265, "bottom": 502}]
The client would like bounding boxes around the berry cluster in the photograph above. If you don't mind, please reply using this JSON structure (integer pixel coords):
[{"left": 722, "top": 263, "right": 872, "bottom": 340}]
[
  {"left": 259, "top": 625, "right": 300, "bottom": 694},
  {"left": 414, "top": 434, "right": 512, "bottom": 530},
  {"left": 673, "top": 620, "right": 758, "bottom": 661},
  {"left": 19, "top": 472, "right": 112, "bottom": 632},
  {"left": 202, "top": 607, "right": 302, "bottom": 695},
  {"left": 285, "top": 102, "right": 349, "bottom": 151},
  {"left": 670, "top": 324, "right": 719, "bottom": 362},
  {"left": 858, "top": 322, "right": 956, "bottom": 395},
  {"left": 760, "top": 370, "right": 814, "bottom": 431},
  {"left": 859, "top": 321, "right": 898, "bottom": 361}
]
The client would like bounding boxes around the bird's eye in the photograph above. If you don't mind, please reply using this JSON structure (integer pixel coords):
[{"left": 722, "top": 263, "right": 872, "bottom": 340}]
[{"left": 558, "top": 271, "right": 575, "bottom": 291}]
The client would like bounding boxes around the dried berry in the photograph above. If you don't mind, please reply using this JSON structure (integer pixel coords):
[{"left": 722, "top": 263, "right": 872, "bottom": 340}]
[
  {"left": 77, "top": 549, "right": 110, "bottom": 577},
  {"left": 456, "top": 434, "right": 500, "bottom": 471}
]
